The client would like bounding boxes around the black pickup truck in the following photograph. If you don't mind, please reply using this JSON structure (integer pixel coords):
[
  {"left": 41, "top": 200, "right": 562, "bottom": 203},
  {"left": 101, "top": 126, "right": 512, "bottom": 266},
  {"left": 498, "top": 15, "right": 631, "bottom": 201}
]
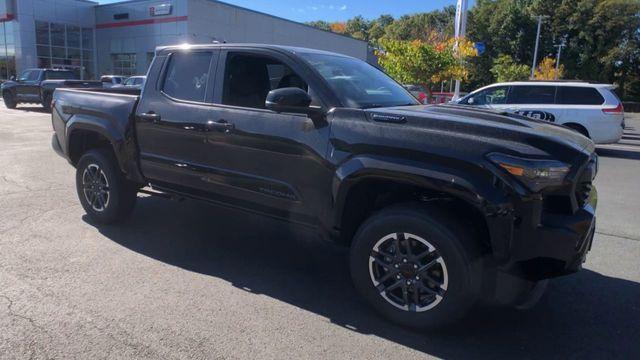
[
  {"left": 1, "top": 68, "right": 101, "bottom": 111},
  {"left": 51, "top": 44, "right": 597, "bottom": 328}
]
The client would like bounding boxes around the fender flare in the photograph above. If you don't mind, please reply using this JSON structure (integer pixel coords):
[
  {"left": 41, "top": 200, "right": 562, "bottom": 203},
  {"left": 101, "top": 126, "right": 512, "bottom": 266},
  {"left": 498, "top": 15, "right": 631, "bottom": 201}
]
[
  {"left": 330, "top": 155, "right": 514, "bottom": 258},
  {"left": 65, "top": 115, "right": 145, "bottom": 183}
]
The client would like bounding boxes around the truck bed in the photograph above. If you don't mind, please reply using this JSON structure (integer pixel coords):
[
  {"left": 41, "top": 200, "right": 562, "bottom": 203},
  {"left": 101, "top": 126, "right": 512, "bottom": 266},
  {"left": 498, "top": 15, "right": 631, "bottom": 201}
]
[{"left": 52, "top": 88, "right": 140, "bottom": 166}]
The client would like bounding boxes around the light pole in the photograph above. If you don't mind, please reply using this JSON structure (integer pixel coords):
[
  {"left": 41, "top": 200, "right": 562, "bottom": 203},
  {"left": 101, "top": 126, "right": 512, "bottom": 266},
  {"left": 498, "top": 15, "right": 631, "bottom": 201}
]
[
  {"left": 452, "top": 0, "right": 468, "bottom": 100},
  {"left": 554, "top": 36, "right": 566, "bottom": 80},
  {"left": 530, "top": 15, "right": 548, "bottom": 79}
]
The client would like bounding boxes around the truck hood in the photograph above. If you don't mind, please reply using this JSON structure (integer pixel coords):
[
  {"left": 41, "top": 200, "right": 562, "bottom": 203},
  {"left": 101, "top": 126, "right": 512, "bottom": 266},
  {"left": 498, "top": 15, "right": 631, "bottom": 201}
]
[{"left": 361, "top": 104, "right": 595, "bottom": 162}]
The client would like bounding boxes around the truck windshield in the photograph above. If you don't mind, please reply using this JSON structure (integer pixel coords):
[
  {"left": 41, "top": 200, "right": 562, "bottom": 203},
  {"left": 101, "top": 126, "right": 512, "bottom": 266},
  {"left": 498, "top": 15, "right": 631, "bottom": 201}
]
[{"left": 300, "top": 53, "right": 418, "bottom": 109}]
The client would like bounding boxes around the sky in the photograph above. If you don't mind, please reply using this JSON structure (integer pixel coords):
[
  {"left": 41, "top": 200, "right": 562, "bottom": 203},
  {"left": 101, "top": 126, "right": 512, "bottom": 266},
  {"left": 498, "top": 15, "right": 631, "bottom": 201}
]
[{"left": 95, "top": 0, "right": 475, "bottom": 23}]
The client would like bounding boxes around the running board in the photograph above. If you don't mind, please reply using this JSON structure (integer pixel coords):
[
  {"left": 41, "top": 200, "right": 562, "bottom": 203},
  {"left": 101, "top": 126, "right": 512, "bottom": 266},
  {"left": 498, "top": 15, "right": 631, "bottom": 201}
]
[{"left": 138, "top": 187, "right": 185, "bottom": 202}]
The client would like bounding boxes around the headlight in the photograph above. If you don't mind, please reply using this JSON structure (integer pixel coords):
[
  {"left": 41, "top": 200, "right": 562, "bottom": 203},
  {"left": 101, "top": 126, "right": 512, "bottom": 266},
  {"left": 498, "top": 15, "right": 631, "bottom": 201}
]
[{"left": 487, "top": 153, "right": 570, "bottom": 192}]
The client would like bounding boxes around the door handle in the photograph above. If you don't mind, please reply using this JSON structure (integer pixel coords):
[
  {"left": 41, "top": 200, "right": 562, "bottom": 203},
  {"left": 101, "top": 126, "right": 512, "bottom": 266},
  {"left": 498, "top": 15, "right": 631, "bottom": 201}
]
[
  {"left": 140, "top": 112, "right": 161, "bottom": 123},
  {"left": 206, "top": 119, "right": 234, "bottom": 133}
]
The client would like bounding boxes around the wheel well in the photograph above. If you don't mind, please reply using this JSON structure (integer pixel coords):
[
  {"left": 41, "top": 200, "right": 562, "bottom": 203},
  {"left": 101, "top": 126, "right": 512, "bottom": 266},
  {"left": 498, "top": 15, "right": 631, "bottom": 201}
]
[
  {"left": 337, "top": 179, "right": 491, "bottom": 249},
  {"left": 564, "top": 123, "right": 590, "bottom": 138},
  {"left": 68, "top": 130, "right": 113, "bottom": 166}
]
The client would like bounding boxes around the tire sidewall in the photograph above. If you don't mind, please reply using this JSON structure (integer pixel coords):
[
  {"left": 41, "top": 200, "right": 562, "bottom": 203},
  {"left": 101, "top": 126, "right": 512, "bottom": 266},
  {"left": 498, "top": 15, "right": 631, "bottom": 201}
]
[
  {"left": 350, "top": 207, "right": 477, "bottom": 328},
  {"left": 3, "top": 92, "right": 17, "bottom": 108},
  {"left": 75, "top": 149, "right": 129, "bottom": 224}
]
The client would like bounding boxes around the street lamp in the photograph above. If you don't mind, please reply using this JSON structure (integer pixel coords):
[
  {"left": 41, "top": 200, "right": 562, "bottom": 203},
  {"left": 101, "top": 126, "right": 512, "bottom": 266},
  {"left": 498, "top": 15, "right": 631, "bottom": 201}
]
[
  {"left": 452, "top": 0, "right": 468, "bottom": 101},
  {"left": 531, "top": 15, "right": 549, "bottom": 79}
]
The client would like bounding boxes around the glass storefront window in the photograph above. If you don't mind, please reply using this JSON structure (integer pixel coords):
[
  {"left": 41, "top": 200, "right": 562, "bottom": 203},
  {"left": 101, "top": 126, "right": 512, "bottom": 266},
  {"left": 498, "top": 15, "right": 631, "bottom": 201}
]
[
  {"left": 32, "top": 21, "right": 96, "bottom": 79},
  {"left": 67, "top": 25, "right": 80, "bottom": 48},
  {"left": 111, "top": 53, "right": 137, "bottom": 76},
  {"left": 36, "top": 21, "right": 49, "bottom": 45},
  {"left": 0, "top": 21, "right": 16, "bottom": 79}
]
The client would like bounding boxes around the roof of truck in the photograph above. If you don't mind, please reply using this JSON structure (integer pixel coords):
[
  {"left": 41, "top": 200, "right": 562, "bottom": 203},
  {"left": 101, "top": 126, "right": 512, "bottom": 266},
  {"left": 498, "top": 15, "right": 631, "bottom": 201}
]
[{"left": 155, "top": 43, "right": 354, "bottom": 59}]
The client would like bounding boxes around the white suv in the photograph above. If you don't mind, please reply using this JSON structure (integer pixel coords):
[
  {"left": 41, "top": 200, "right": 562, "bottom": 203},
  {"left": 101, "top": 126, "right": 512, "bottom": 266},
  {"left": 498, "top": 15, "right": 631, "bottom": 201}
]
[{"left": 456, "top": 81, "right": 625, "bottom": 144}]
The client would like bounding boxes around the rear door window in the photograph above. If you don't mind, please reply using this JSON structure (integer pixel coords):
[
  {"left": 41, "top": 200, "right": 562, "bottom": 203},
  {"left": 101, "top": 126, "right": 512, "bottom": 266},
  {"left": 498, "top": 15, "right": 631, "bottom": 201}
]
[
  {"left": 508, "top": 86, "right": 556, "bottom": 104},
  {"left": 162, "top": 51, "right": 213, "bottom": 102},
  {"left": 556, "top": 86, "right": 604, "bottom": 105}
]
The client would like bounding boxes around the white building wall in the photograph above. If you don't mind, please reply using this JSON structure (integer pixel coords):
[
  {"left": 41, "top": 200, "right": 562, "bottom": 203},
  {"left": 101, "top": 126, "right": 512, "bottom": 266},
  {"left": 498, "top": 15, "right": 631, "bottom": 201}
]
[
  {"left": 186, "top": 0, "right": 369, "bottom": 60},
  {"left": 95, "top": 0, "right": 189, "bottom": 76},
  {"left": 12, "top": 0, "right": 96, "bottom": 74}
]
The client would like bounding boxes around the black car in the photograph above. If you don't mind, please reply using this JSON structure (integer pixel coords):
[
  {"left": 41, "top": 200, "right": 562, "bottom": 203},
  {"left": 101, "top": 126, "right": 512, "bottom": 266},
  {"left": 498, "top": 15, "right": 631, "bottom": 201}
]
[
  {"left": 1, "top": 68, "right": 101, "bottom": 111},
  {"left": 50, "top": 44, "right": 597, "bottom": 328}
]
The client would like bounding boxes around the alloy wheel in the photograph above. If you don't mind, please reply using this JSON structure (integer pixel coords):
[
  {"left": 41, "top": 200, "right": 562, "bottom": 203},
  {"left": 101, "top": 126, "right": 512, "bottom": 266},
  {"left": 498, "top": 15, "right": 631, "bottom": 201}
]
[{"left": 369, "top": 232, "right": 448, "bottom": 312}]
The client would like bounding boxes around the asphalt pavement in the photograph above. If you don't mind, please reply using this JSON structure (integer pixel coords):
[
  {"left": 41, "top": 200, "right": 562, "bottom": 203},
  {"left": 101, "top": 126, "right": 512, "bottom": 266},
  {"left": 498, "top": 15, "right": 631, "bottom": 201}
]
[{"left": 1, "top": 102, "right": 639, "bottom": 359}]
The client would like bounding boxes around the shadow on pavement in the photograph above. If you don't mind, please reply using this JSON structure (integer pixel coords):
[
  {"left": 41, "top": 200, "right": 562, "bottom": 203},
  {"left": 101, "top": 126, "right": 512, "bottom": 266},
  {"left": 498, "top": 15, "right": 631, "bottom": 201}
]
[
  {"left": 12, "top": 106, "right": 50, "bottom": 114},
  {"left": 87, "top": 196, "right": 640, "bottom": 358},
  {"left": 596, "top": 147, "right": 640, "bottom": 160}
]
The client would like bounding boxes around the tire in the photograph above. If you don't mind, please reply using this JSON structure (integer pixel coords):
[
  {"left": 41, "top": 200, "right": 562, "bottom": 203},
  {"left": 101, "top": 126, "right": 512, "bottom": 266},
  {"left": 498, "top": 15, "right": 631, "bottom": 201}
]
[
  {"left": 3, "top": 92, "right": 17, "bottom": 109},
  {"left": 565, "top": 123, "right": 590, "bottom": 138},
  {"left": 75, "top": 149, "right": 137, "bottom": 224},
  {"left": 350, "top": 203, "right": 482, "bottom": 329},
  {"left": 42, "top": 93, "right": 52, "bottom": 112}
]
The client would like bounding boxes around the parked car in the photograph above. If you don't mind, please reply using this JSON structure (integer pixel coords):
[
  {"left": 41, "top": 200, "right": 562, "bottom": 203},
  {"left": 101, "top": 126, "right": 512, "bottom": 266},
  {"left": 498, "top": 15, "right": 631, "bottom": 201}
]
[
  {"left": 1, "top": 69, "right": 101, "bottom": 111},
  {"left": 100, "top": 75, "right": 127, "bottom": 88},
  {"left": 455, "top": 81, "right": 624, "bottom": 144},
  {"left": 51, "top": 44, "right": 597, "bottom": 328},
  {"left": 429, "top": 91, "right": 467, "bottom": 104},
  {"left": 403, "top": 84, "right": 428, "bottom": 104},
  {"left": 122, "top": 76, "right": 146, "bottom": 89}
]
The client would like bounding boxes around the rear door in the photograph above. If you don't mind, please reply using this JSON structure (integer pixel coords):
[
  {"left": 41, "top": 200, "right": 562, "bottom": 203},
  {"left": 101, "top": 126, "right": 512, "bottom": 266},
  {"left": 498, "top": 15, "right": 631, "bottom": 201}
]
[
  {"left": 135, "top": 49, "right": 219, "bottom": 189},
  {"left": 506, "top": 85, "right": 560, "bottom": 122}
]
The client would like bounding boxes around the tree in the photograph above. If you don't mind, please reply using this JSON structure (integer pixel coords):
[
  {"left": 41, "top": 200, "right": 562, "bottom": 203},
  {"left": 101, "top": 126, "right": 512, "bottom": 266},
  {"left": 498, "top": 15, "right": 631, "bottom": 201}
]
[
  {"left": 368, "top": 15, "right": 395, "bottom": 43},
  {"left": 376, "top": 38, "right": 476, "bottom": 89},
  {"left": 346, "top": 15, "right": 371, "bottom": 40},
  {"left": 534, "top": 57, "right": 564, "bottom": 80},
  {"left": 329, "top": 22, "right": 346, "bottom": 34},
  {"left": 490, "top": 54, "right": 530, "bottom": 82},
  {"left": 306, "top": 20, "right": 331, "bottom": 31}
]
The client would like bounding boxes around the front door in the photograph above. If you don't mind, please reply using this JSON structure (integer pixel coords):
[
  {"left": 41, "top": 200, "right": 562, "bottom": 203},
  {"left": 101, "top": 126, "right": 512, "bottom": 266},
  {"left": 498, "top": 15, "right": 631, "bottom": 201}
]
[
  {"left": 15, "top": 70, "right": 41, "bottom": 102},
  {"left": 200, "top": 49, "right": 332, "bottom": 225}
]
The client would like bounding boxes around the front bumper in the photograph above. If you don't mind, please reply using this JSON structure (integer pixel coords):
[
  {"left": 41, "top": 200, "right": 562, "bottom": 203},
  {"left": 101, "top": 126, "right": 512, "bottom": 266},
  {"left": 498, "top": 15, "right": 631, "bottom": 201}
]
[{"left": 507, "top": 186, "right": 597, "bottom": 280}]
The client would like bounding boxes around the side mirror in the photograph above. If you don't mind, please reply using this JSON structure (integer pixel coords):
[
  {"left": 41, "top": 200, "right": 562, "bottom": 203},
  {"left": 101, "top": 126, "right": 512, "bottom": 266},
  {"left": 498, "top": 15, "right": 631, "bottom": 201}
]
[
  {"left": 265, "top": 87, "right": 322, "bottom": 116},
  {"left": 467, "top": 96, "right": 475, "bottom": 105},
  {"left": 9, "top": 75, "right": 16, "bottom": 81}
]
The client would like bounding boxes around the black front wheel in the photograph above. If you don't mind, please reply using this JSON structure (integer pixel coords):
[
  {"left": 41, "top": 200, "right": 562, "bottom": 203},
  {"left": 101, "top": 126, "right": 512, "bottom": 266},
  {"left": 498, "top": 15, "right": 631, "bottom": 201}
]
[
  {"left": 3, "top": 93, "right": 17, "bottom": 109},
  {"left": 350, "top": 204, "right": 482, "bottom": 328},
  {"left": 75, "top": 149, "right": 138, "bottom": 224}
]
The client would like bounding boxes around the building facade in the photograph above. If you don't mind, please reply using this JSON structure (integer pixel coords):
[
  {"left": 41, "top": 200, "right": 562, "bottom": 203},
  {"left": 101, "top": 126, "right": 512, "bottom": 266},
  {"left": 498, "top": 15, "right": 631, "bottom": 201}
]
[{"left": 0, "top": 0, "right": 370, "bottom": 80}]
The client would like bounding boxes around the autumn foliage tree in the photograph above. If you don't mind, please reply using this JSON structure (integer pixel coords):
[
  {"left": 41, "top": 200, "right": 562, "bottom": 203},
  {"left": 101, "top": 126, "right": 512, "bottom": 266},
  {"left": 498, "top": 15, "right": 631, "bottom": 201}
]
[
  {"left": 534, "top": 57, "right": 564, "bottom": 80},
  {"left": 376, "top": 38, "right": 477, "bottom": 89}
]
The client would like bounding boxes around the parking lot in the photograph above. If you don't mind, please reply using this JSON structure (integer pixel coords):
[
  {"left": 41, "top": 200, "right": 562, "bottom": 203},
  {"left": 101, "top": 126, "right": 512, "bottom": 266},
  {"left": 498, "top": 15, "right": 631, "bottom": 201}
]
[{"left": 1, "top": 102, "right": 639, "bottom": 359}]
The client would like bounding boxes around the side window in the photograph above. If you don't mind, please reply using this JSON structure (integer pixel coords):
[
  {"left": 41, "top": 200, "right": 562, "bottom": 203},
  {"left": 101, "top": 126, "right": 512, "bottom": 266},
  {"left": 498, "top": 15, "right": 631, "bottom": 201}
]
[
  {"left": 19, "top": 70, "right": 39, "bottom": 81},
  {"left": 508, "top": 86, "right": 555, "bottom": 104},
  {"left": 469, "top": 86, "right": 509, "bottom": 105},
  {"left": 557, "top": 86, "right": 604, "bottom": 105},
  {"left": 162, "top": 51, "right": 212, "bottom": 102},
  {"left": 222, "top": 53, "right": 315, "bottom": 109}
]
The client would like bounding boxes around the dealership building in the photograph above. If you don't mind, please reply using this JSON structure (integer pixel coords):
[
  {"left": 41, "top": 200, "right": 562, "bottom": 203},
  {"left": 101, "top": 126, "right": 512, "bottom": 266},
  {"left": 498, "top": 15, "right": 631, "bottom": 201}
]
[{"left": 0, "top": 0, "right": 370, "bottom": 79}]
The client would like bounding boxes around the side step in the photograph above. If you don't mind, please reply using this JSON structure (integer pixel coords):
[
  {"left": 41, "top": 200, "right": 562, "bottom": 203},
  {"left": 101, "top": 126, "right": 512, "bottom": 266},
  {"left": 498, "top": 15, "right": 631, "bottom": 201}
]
[{"left": 138, "top": 187, "right": 185, "bottom": 202}]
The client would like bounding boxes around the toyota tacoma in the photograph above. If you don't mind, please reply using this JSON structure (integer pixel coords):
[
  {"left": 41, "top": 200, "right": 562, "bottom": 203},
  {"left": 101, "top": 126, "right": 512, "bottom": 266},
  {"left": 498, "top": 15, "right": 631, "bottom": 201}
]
[{"left": 50, "top": 44, "right": 597, "bottom": 328}]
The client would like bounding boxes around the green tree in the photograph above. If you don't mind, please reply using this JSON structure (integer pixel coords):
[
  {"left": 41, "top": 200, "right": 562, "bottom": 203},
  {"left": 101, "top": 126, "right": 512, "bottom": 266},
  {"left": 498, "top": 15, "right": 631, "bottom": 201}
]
[
  {"left": 346, "top": 15, "right": 371, "bottom": 40},
  {"left": 490, "top": 54, "right": 530, "bottom": 82},
  {"left": 305, "top": 20, "right": 331, "bottom": 31}
]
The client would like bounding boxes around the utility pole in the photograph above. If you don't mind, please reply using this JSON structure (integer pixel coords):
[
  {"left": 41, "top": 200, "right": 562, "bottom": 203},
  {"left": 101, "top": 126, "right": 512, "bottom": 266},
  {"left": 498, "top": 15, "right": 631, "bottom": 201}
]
[
  {"left": 554, "top": 37, "right": 567, "bottom": 80},
  {"left": 452, "top": 0, "right": 468, "bottom": 100},
  {"left": 530, "top": 15, "right": 548, "bottom": 79}
]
